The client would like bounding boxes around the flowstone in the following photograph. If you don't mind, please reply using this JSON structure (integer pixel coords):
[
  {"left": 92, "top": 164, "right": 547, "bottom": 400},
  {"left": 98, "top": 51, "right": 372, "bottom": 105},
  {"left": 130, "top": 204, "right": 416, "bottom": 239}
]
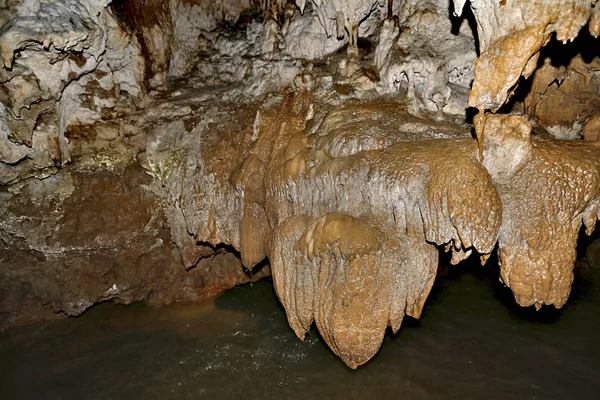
[{"left": 190, "top": 91, "right": 600, "bottom": 367}]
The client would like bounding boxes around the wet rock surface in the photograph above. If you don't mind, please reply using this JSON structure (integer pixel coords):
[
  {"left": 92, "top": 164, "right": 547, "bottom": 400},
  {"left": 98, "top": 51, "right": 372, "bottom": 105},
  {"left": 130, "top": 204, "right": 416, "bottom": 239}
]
[
  {"left": 0, "top": 162, "right": 268, "bottom": 328},
  {"left": 225, "top": 91, "right": 599, "bottom": 367},
  {"left": 452, "top": 0, "right": 599, "bottom": 112}
]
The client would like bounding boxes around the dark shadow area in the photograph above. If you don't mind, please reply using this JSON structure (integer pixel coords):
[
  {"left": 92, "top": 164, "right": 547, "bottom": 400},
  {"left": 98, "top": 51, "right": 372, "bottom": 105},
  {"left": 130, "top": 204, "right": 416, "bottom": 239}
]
[
  {"left": 426, "top": 225, "right": 600, "bottom": 327},
  {"left": 357, "top": 36, "right": 375, "bottom": 55},
  {"left": 242, "top": 257, "right": 270, "bottom": 279},
  {"left": 496, "top": 73, "right": 532, "bottom": 115},
  {"left": 543, "top": 27, "right": 600, "bottom": 67},
  {"left": 192, "top": 242, "right": 242, "bottom": 267},
  {"left": 196, "top": 241, "right": 241, "bottom": 257},
  {"left": 465, "top": 106, "right": 478, "bottom": 125},
  {"left": 578, "top": 224, "right": 600, "bottom": 261},
  {"left": 448, "top": 0, "right": 480, "bottom": 55}
]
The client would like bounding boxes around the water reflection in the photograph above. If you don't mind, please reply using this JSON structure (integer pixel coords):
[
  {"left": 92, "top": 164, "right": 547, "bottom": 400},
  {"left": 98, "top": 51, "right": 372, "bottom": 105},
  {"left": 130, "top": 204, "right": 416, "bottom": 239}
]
[{"left": 1, "top": 260, "right": 599, "bottom": 399}]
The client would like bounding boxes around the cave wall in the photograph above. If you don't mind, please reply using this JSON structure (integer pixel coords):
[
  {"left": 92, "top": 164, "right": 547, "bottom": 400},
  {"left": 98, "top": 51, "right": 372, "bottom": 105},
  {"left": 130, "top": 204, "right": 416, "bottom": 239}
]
[
  {"left": 0, "top": 0, "right": 599, "bottom": 369},
  {"left": 0, "top": 163, "right": 265, "bottom": 328}
]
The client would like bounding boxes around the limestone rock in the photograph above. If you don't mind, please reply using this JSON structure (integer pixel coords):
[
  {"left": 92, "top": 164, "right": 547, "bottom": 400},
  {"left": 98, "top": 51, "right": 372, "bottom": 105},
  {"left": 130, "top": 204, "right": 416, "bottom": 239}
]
[
  {"left": 480, "top": 114, "right": 600, "bottom": 309},
  {"left": 222, "top": 92, "right": 501, "bottom": 367},
  {"left": 377, "top": 0, "right": 477, "bottom": 115},
  {"left": 237, "top": 92, "right": 599, "bottom": 366},
  {"left": 0, "top": 163, "right": 268, "bottom": 328},
  {"left": 310, "top": 0, "right": 380, "bottom": 49},
  {"left": 584, "top": 114, "right": 600, "bottom": 142},
  {"left": 0, "top": 0, "right": 145, "bottom": 184},
  {"left": 453, "top": 0, "right": 599, "bottom": 111},
  {"left": 524, "top": 53, "right": 600, "bottom": 140}
]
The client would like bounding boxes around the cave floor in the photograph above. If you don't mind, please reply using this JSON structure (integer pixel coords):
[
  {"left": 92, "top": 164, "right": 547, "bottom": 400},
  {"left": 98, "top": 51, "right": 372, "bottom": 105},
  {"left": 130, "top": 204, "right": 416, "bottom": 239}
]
[{"left": 1, "top": 262, "right": 599, "bottom": 400}]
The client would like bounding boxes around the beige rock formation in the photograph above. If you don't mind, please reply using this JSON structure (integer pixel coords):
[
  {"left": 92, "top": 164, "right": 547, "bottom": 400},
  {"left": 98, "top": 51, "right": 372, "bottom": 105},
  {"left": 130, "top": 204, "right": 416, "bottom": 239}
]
[
  {"left": 480, "top": 114, "right": 600, "bottom": 309},
  {"left": 524, "top": 53, "right": 600, "bottom": 140},
  {"left": 452, "top": 0, "right": 599, "bottom": 111},
  {"left": 227, "top": 92, "right": 598, "bottom": 367},
  {"left": 453, "top": 0, "right": 600, "bottom": 311}
]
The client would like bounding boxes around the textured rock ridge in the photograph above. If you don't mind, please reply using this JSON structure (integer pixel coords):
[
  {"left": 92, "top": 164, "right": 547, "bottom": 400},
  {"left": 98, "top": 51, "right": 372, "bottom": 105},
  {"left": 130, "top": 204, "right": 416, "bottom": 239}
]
[
  {"left": 524, "top": 44, "right": 600, "bottom": 140},
  {"left": 0, "top": 0, "right": 145, "bottom": 184},
  {"left": 454, "top": 0, "right": 600, "bottom": 310},
  {"left": 252, "top": 93, "right": 501, "bottom": 367},
  {"left": 211, "top": 90, "right": 599, "bottom": 367},
  {"left": 480, "top": 114, "right": 600, "bottom": 309}
]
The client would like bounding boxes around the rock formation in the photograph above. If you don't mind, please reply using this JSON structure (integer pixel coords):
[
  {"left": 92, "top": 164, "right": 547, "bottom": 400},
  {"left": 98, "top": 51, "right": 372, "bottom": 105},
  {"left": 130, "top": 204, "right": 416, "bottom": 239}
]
[
  {"left": 452, "top": 0, "right": 599, "bottom": 112},
  {"left": 451, "top": 0, "right": 600, "bottom": 311},
  {"left": 523, "top": 37, "right": 600, "bottom": 140},
  {"left": 0, "top": 0, "right": 599, "bottom": 369}
]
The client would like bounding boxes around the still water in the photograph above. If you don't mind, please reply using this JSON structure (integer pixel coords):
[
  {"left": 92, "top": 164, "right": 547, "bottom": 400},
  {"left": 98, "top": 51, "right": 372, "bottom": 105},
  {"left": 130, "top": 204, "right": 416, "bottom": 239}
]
[{"left": 1, "top": 261, "right": 599, "bottom": 400}]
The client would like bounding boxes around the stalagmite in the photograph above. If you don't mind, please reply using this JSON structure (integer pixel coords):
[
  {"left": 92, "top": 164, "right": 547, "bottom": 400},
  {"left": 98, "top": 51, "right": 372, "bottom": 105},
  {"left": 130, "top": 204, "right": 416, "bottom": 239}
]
[{"left": 311, "top": 0, "right": 380, "bottom": 53}]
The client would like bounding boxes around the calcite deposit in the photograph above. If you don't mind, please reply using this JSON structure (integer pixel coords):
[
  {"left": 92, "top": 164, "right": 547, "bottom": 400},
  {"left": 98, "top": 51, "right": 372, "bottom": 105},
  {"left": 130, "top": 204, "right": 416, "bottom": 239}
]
[
  {"left": 524, "top": 44, "right": 600, "bottom": 140},
  {"left": 1, "top": 0, "right": 599, "bottom": 369},
  {"left": 451, "top": 0, "right": 600, "bottom": 111}
]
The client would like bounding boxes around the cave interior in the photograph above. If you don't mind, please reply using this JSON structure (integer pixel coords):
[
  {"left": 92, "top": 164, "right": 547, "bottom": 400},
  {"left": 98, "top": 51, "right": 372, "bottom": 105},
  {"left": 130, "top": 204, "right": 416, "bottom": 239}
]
[{"left": 1, "top": 0, "right": 600, "bottom": 384}]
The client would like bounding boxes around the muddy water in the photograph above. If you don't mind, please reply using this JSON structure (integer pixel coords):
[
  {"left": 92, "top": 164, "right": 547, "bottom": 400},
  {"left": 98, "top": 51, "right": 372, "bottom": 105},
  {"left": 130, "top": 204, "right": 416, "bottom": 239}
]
[{"left": 1, "top": 262, "right": 600, "bottom": 400}]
